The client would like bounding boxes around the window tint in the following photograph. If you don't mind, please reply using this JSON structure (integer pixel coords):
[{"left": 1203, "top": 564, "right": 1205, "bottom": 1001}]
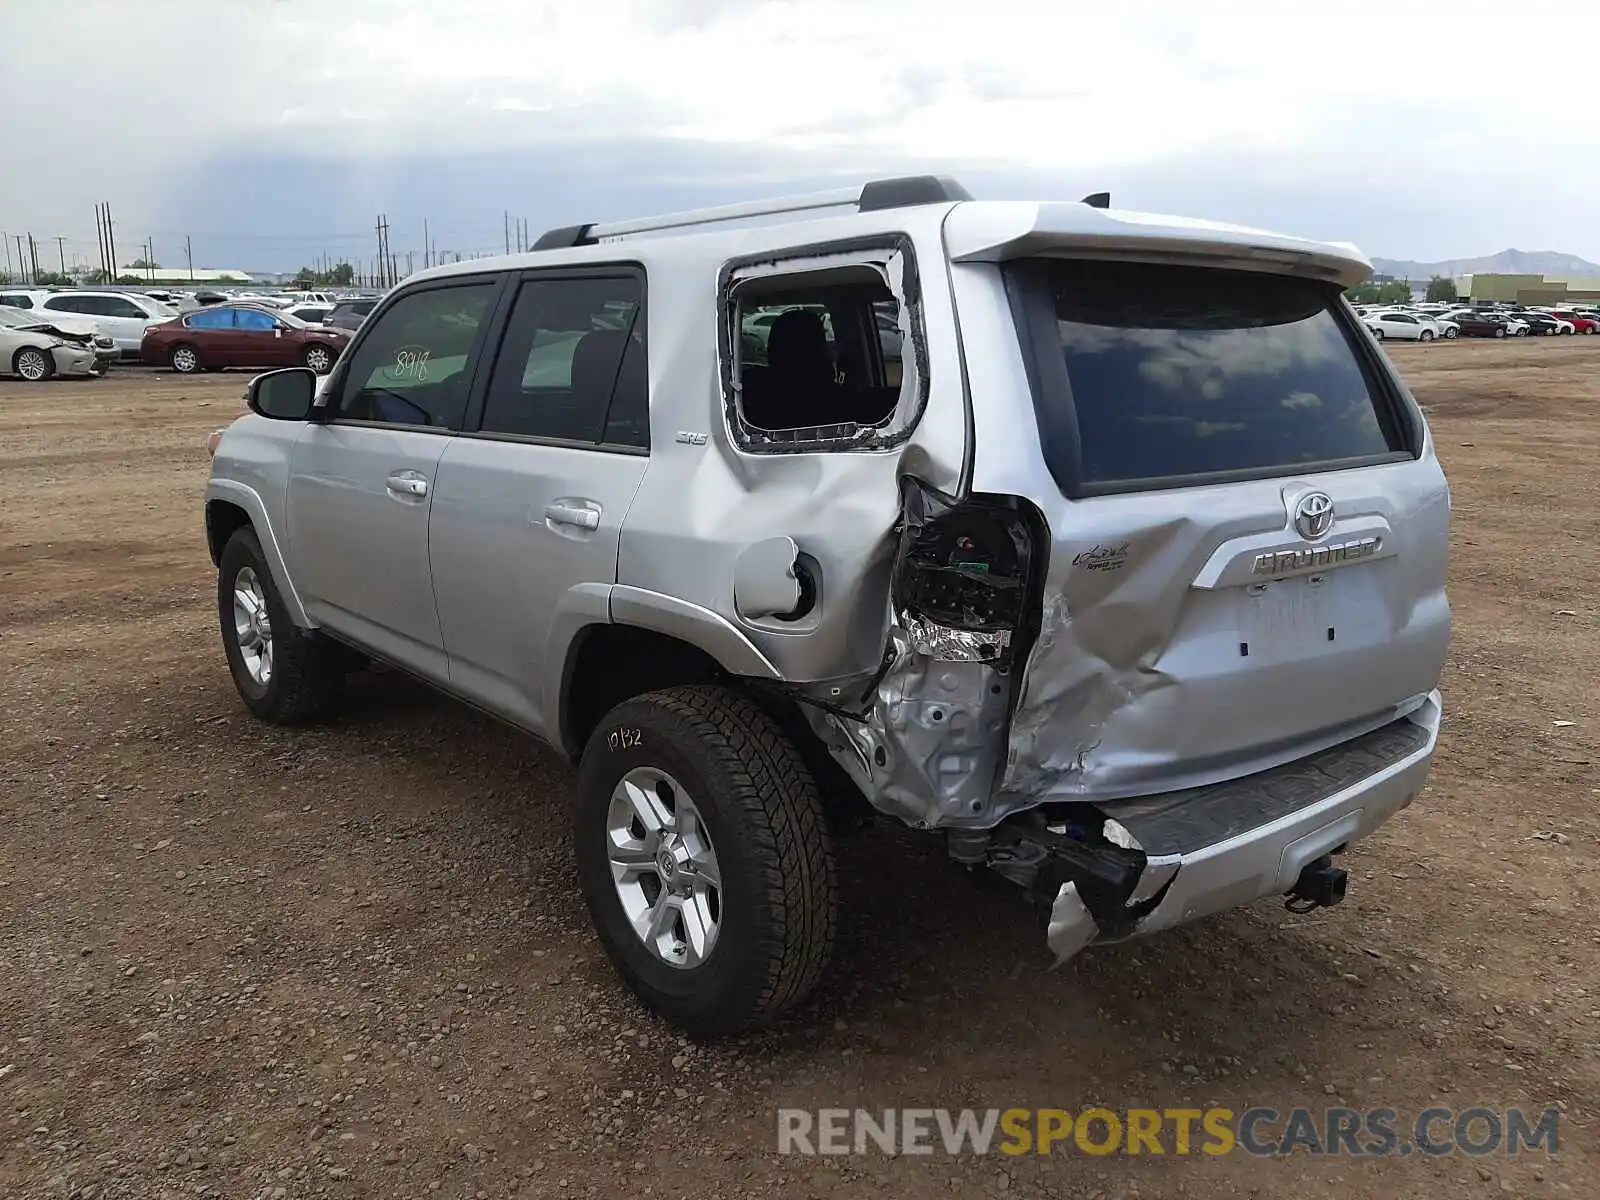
[
  {"left": 331, "top": 282, "right": 496, "bottom": 429},
  {"left": 43, "top": 295, "right": 98, "bottom": 315},
  {"left": 0, "top": 294, "right": 33, "bottom": 309},
  {"left": 478, "top": 275, "right": 646, "bottom": 445},
  {"left": 101, "top": 297, "right": 148, "bottom": 319},
  {"left": 186, "top": 308, "right": 233, "bottom": 330},
  {"left": 1025, "top": 260, "right": 1401, "bottom": 489},
  {"left": 732, "top": 268, "right": 904, "bottom": 438},
  {"left": 235, "top": 308, "right": 277, "bottom": 331}
]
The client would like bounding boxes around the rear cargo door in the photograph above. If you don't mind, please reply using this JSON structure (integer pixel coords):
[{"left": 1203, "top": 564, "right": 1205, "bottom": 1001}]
[{"left": 956, "top": 253, "right": 1451, "bottom": 807}]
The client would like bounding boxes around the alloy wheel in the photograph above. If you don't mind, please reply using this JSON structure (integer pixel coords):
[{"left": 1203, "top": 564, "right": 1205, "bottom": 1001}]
[
  {"left": 605, "top": 766, "right": 722, "bottom": 969},
  {"left": 231, "top": 566, "right": 274, "bottom": 686},
  {"left": 16, "top": 348, "right": 49, "bottom": 381}
]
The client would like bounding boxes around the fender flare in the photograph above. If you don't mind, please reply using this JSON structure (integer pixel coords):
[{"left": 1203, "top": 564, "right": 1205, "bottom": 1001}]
[{"left": 204, "top": 478, "right": 312, "bottom": 628}]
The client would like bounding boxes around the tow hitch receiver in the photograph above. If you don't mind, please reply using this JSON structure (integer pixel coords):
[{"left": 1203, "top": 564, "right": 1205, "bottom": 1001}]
[{"left": 1285, "top": 855, "right": 1348, "bottom": 913}]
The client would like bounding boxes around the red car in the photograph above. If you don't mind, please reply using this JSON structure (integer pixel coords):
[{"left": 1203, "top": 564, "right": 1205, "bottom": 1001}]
[
  {"left": 1550, "top": 310, "right": 1597, "bottom": 335},
  {"left": 140, "top": 303, "right": 354, "bottom": 374}
]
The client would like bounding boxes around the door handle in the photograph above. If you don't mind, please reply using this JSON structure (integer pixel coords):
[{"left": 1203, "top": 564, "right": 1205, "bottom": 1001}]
[
  {"left": 385, "top": 471, "right": 429, "bottom": 498},
  {"left": 544, "top": 500, "right": 601, "bottom": 530}
]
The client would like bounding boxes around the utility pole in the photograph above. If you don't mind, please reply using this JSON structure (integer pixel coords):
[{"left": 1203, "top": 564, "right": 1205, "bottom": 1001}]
[
  {"left": 105, "top": 202, "right": 119, "bottom": 280},
  {"left": 186, "top": 235, "right": 194, "bottom": 282},
  {"left": 13, "top": 235, "right": 27, "bottom": 284},
  {"left": 94, "top": 205, "right": 106, "bottom": 279},
  {"left": 504, "top": 211, "right": 510, "bottom": 255},
  {"left": 54, "top": 236, "right": 67, "bottom": 276},
  {"left": 423, "top": 218, "right": 430, "bottom": 269},
  {"left": 2, "top": 231, "right": 12, "bottom": 280},
  {"left": 28, "top": 234, "right": 41, "bottom": 283}
]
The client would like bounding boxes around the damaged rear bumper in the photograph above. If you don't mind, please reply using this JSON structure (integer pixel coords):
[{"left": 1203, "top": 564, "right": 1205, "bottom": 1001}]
[{"left": 1036, "top": 691, "right": 1442, "bottom": 961}]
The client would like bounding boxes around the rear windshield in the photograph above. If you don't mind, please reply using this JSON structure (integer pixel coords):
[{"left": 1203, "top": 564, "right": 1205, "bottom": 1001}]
[{"left": 1017, "top": 260, "right": 1406, "bottom": 493}]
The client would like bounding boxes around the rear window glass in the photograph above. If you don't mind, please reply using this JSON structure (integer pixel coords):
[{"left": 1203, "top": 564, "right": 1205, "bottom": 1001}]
[{"left": 1027, "top": 261, "right": 1401, "bottom": 489}]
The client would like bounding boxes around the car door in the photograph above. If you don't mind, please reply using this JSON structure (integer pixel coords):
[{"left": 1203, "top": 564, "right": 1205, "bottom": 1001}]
[
  {"left": 232, "top": 306, "right": 292, "bottom": 365},
  {"left": 182, "top": 306, "right": 233, "bottom": 357},
  {"left": 97, "top": 295, "right": 163, "bottom": 351},
  {"left": 428, "top": 269, "right": 651, "bottom": 737},
  {"left": 284, "top": 276, "right": 503, "bottom": 683}
]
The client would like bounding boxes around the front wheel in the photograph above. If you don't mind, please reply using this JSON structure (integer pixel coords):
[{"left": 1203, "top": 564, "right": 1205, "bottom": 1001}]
[
  {"left": 575, "top": 686, "right": 837, "bottom": 1040},
  {"left": 1495, "top": 328, "right": 1506, "bottom": 338},
  {"left": 303, "top": 343, "right": 335, "bottom": 374},
  {"left": 218, "top": 528, "right": 344, "bottom": 723},
  {"left": 1420, "top": 330, "right": 1434, "bottom": 342},
  {"left": 12, "top": 346, "right": 53, "bottom": 381},
  {"left": 1370, "top": 328, "right": 1384, "bottom": 340}
]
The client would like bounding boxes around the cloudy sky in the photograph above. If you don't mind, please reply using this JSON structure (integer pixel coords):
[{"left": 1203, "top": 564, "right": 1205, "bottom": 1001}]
[{"left": 4, "top": 0, "right": 1598, "bottom": 276}]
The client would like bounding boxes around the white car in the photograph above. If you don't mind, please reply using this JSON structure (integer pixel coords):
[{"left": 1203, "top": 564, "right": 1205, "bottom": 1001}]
[
  {"left": 1363, "top": 310, "right": 1440, "bottom": 341},
  {"left": 0, "top": 305, "right": 116, "bottom": 380},
  {"left": 0, "top": 289, "right": 177, "bottom": 359},
  {"left": 1431, "top": 316, "right": 1460, "bottom": 339}
]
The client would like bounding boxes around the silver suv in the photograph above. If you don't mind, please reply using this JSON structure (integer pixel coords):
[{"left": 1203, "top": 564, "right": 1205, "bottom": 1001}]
[{"left": 204, "top": 176, "right": 1450, "bottom": 1038}]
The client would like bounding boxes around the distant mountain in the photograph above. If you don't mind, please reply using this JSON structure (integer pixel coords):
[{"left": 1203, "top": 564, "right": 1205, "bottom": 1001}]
[{"left": 1371, "top": 249, "right": 1600, "bottom": 280}]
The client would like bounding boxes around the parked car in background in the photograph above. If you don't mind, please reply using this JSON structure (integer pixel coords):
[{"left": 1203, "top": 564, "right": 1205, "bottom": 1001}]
[
  {"left": 1550, "top": 310, "right": 1598, "bottom": 334},
  {"left": 1430, "top": 316, "right": 1460, "bottom": 339},
  {"left": 1442, "top": 311, "right": 1510, "bottom": 338},
  {"left": 1507, "top": 310, "right": 1561, "bottom": 336},
  {"left": 286, "top": 304, "right": 334, "bottom": 324},
  {"left": 325, "top": 297, "right": 380, "bottom": 331},
  {"left": 141, "top": 303, "right": 354, "bottom": 374},
  {"left": 0, "top": 305, "right": 117, "bottom": 380},
  {"left": 0, "top": 289, "right": 178, "bottom": 359},
  {"left": 1362, "top": 310, "right": 1439, "bottom": 341}
]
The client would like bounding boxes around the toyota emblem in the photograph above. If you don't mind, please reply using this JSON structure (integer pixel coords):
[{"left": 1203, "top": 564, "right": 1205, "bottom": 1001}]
[{"left": 1294, "top": 491, "right": 1335, "bottom": 540}]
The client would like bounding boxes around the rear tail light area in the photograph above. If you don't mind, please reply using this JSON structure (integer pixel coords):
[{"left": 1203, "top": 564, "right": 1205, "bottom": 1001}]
[{"left": 891, "top": 488, "right": 1045, "bottom": 666}]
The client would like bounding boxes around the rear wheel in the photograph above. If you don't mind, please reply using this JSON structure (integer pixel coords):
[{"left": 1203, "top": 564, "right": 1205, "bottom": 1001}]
[
  {"left": 12, "top": 346, "right": 53, "bottom": 382},
  {"left": 1370, "top": 328, "right": 1384, "bottom": 340},
  {"left": 1420, "top": 329, "right": 1434, "bottom": 342},
  {"left": 170, "top": 344, "right": 201, "bottom": 374},
  {"left": 303, "top": 343, "right": 334, "bottom": 374},
  {"left": 218, "top": 528, "right": 344, "bottom": 723},
  {"left": 575, "top": 685, "right": 837, "bottom": 1040}
]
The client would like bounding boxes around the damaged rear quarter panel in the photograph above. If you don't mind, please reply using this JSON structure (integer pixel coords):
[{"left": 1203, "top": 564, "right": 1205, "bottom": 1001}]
[{"left": 615, "top": 217, "right": 971, "bottom": 686}]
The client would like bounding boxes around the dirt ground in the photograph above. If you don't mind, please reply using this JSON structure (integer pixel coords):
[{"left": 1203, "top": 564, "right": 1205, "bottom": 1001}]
[{"left": 2, "top": 339, "right": 1597, "bottom": 1199}]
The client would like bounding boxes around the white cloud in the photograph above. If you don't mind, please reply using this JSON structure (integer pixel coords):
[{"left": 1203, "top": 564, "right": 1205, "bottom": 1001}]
[{"left": 2, "top": 0, "right": 1598, "bottom": 267}]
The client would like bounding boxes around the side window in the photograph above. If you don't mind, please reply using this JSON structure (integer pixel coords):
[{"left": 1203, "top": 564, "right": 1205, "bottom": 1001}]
[
  {"left": 187, "top": 308, "right": 233, "bottom": 330},
  {"left": 235, "top": 308, "right": 276, "bottom": 331},
  {"left": 478, "top": 274, "right": 646, "bottom": 446},
  {"left": 0, "top": 294, "right": 32, "bottom": 309},
  {"left": 101, "top": 297, "right": 147, "bottom": 319},
  {"left": 331, "top": 282, "right": 496, "bottom": 430},
  {"left": 728, "top": 258, "right": 917, "bottom": 445},
  {"left": 43, "top": 296, "right": 97, "bottom": 315}
]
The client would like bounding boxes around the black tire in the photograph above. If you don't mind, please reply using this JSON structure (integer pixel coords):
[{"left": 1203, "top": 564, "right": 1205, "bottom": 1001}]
[
  {"left": 1495, "top": 328, "right": 1506, "bottom": 338},
  {"left": 1420, "top": 329, "right": 1434, "bottom": 342},
  {"left": 12, "top": 345, "right": 54, "bottom": 382},
  {"left": 1370, "top": 328, "right": 1384, "bottom": 340},
  {"left": 218, "top": 527, "right": 343, "bottom": 723},
  {"left": 303, "top": 343, "right": 336, "bottom": 374},
  {"left": 575, "top": 685, "right": 837, "bottom": 1039},
  {"left": 170, "top": 343, "right": 202, "bottom": 374}
]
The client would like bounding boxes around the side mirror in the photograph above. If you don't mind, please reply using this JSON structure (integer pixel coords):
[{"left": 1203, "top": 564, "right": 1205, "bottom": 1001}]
[{"left": 247, "top": 367, "right": 316, "bottom": 420}]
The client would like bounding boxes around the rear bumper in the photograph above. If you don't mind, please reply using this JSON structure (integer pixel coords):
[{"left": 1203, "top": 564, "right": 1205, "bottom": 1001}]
[{"left": 1047, "top": 691, "right": 1442, "bottom": 958}]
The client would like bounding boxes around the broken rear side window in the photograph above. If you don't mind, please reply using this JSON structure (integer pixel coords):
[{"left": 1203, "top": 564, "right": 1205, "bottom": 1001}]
[
  {"left": 1017, "top": 260, "right": 1407, "bottom": 493},
  {"left": 725, "top": 251, "right": 922, "bottom": 451}
]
